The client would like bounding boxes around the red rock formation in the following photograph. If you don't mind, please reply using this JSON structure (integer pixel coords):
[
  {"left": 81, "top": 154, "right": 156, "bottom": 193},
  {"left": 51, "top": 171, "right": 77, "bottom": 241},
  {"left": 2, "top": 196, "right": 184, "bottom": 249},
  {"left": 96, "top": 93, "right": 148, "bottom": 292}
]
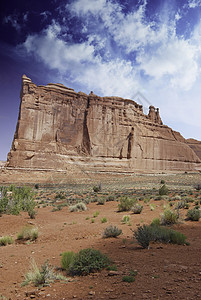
[
  {"left": 6, "top": 75, "right": 201, "bottom": 172},
  {"left": 186, "top": 139, "right": 201, "bottom": 160}
]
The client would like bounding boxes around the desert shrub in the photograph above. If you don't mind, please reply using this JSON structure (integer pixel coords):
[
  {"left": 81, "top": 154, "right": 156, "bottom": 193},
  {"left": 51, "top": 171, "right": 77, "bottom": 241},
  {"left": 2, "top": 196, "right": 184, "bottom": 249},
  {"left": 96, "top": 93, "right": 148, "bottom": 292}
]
[
  {"left": 28, "top": 209, "right": 37, "bottom": 219},
  {"left": 103, "top": 225, "right": 122, "bottom": 238},
  {"left": 118, "top": 196, "right": 136, "bottom": 212},
  {"left": 97, "top": 198, "right": 105, "bottom": 205},
  {"left": 184, "top": 197, "right": 194, "bottom": 203},
  {"left": 69, "top": 202, "right": 87, "bottom": 212},
  {"left": 154, "top": 195, "right": 169, "bottom": 201},
  {"left": 175, "top": 200, "right": 186, "bottom": 210},
  {"left": 69, "top": 248, "right": 110, "bottom": 276},
  {"left": 0, "top": 236, "right": 14, "bottom": 246},
  {"left": 195, "top": 184, "right": 201, "bottom": 191},
  {"left": 34, "top": 184, "right": 39, "bottom": 189},
  {"left": 17, "top": 226, "right": 38, "bottom": 241},
  {"left": 107, "top": 264, "right": 117, "bottom": 271},
  {"left": 149, "top": 204, "right": 155, "bottom": 211},
  {"left": 93, "top": 211, "right": 99, "bottom": 218},
  {"left": 52, "top": 206, "right": 62, "bottom": 212},
  {"left": 160, "top": 180, "right": 165, "bottom": 184},
  {"left": 134, "top": 225, "right": 151, "bottom": 249},
  {"left": 154, "top": 195, "right": 162, "bottom": 201},
  {"left": 159, "top": 184, "right": 169, "bottom": 196},
  {"left": 186, "top": 208, "right": 200, "bottom": 221},
  {"left": 55, "top": 191, "right": 65, "bottom": 199},
  {"left": 134, "top": 224, "right": 187, "bottom": 249},
  {"left": 151, "top": 218, "right": 160, "bottom": 226},
  {"left": 22, "top": 259, "right": 66, "bottom": 287},
  {"left": 0, "top": 185, "right": 35, "bottom": 217},
  {"left": 61, "top": 251, "right": 75, "bottom": 272},
  {"left": 93, "top": 186, "right": 99, "bottom": 192},
  {"left": 150, "top": 225, "right": 187, "bottom": 245},
  {"left": 160, "top": 209, "right": 178, "bottom": 225},
  {"left": 106, "top": 195, "right": 115, "bottom": 202},
  {"left": 143, "top": 197, "right": 150, "bottom": 204},
  {"left": 122, "top": 275, "right": 135, "bottom": 282},
  {"left": 168, "top": 230, "right": 187, "bottom": 245},
  {"left": 131, "top": 203, "right": 143, "bottom": 214},
  {"left": 184, "top": 203, "right": 189, "bottom": 209},
  {"left": 93, "top": 183, "right": 102, "bottom": 192},
  {"left": 121, "top": 215, "right": 130, "bottom": 224},
  {"left": 101, "top": 217, "right": 107, "bottom": 223},
  {"left": 172, "top": 195, "right": 181, "bottom": 201}
]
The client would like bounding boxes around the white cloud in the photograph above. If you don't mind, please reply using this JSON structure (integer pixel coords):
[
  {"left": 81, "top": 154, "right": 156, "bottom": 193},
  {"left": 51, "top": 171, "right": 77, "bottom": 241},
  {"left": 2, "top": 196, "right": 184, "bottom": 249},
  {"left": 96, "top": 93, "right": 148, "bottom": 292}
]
[
  {"left": 68, "top": 0, "right": 200, "bottom": 91},
  {"left": 67, "top": 0, "right": 107, "bottom": 15},
  {"left": 75, "top": 59, "right": 139, "bottom": 97},
  {"left": 137, "top": 37, "right": 198, "bottom": 90},
  {"left": 23, "top": 22, "right": 95, "bottom": 72},
  {"left": 22, "top": 22, "right": 139, "bottom": 97},
  {"left": 188, "top": 0, "right": 201, "bottom": 8},
  {"left": 4, "top": 15, "right": 21, "bottom": 32}
]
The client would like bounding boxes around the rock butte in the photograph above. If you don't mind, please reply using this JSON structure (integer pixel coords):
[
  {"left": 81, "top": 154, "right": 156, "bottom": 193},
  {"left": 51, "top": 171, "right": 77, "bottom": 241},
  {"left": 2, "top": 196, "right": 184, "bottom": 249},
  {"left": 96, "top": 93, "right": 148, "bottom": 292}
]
[{"left": 6, "top": 75, "right": 201, "bottom": 173}]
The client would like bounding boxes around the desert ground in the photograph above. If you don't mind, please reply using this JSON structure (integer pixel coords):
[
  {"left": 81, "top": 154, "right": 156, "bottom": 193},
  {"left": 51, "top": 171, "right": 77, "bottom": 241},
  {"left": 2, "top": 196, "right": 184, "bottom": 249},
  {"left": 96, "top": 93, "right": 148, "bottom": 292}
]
[{"left": 0, "top": 171, "right": 201, "bottom": 300}]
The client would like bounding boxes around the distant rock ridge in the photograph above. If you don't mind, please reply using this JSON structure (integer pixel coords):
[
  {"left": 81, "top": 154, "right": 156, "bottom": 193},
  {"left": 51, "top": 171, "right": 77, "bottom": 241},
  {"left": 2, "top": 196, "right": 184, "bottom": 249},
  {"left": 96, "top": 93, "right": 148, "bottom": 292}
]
[{"left": 6, "top": 75, "right": 201, "bottom": 172}]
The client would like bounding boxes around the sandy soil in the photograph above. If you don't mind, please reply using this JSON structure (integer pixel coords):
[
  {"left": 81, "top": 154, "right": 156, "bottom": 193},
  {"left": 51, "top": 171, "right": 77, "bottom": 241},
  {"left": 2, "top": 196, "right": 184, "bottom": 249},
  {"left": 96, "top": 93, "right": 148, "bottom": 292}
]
[{"left": 0, "top": 194, "right": 201, "bottom": 300}]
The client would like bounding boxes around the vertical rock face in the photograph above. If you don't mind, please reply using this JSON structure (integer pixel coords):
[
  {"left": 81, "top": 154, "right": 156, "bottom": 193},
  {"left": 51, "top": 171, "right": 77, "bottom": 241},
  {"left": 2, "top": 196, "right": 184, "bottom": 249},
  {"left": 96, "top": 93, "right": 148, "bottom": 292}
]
[
  {"left": 186, "top": 139, "right": 201, "bottom": 160},
  {"left": 7, "top": 75, "right": 201, "bottom": 172}
]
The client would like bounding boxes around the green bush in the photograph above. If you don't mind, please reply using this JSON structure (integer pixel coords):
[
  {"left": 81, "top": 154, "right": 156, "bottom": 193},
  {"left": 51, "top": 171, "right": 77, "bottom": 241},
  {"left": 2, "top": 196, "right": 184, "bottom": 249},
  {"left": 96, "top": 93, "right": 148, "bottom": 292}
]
[
  {"left": 69, "top": 248, "right": 110, "bottom": 276},
  {"left": 159, "top": 184, "right": 169, "bottom": 196},
  {"left": 93, "top": 184, "right": 101, "bottom": 192},
  {"left": 151, "top": 218, "right": 160, "bottom": 226},
  {"left": 149, "top": 225, "right": 187, "bottom": 245},
  {"left": 93, "top": 211, "right": 99, "bottom": 218},
  {"left": 97, "top": 198, "right": 105, "bottom": 205},
  {"left": 69, "top": 202, "right": 87, "bottom": 212},
  {"left": 121, "top": 215, "right": 130, "bottom": 224},
  {"left": 161, "top": 209, "right": 178, "bottom": 225},
  {"left": 0, "top": 236, "right": 14, "bottom": 246},
  {"left": 103, "top": 225, "right": 122, "bottom": 238},
  {"left": 160, "top": 180, "right": 165, "bottom": 184},
  {"left": 175, "top": 200, "right": 186, "bottom": 209},
  {"left": 134, "top": 224, "right": 187, "bottom": 249},
  {"left": 0, "top": 185, "right": 36, "bottom": 217},
  {"left": 101, "top": 217, "right": 107, "bottom": 223},
  {"left": 106, "top": 195, "right": 115, "bottom": 202},
  {"left": 17, "top": 226, "right": 38, "bottom": 241},
  {"left": 186, "top": 208, "right": 200, "bottom": 221},
  {"left": 131, "top": 203, "right": 143, "bottom": 214},
  {"left": 28, "top": 209, "right": 37, "bottom": 219},
  {"left": 55, "top": 191, "right": 66, "bottom": 199},
  {"left": 195, "top": 184, "right": 201, "bottom": 191},
  {"left": 122, "top": 275, "right": 135, "bottom": 282},
  {"left": 61, "top": 251, "right": 75, "bottom": 272},
  {"left": 118, "top": 197, "right": 136, "bottom": 212},
  {"left": 107, "top": 264, "right": 117, "bottom": 271},
  {"left": 172, "top": 195, "right": 181, "bottom": 201},
  {"left": 134, "top": 225, "right": 151, "bottom": 249},
  {"left": 169, "top": 230, "right": 187, "bottom": 245}
]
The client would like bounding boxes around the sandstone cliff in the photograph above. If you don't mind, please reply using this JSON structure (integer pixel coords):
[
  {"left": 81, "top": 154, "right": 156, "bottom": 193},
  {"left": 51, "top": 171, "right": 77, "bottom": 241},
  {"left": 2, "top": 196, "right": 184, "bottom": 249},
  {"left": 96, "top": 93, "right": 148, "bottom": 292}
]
[
  {"left": 6, "top": 75, "right": 201, "bottom": 172},
  {"left": 187, "top": 139, "right": 201, "bottom": 161}
]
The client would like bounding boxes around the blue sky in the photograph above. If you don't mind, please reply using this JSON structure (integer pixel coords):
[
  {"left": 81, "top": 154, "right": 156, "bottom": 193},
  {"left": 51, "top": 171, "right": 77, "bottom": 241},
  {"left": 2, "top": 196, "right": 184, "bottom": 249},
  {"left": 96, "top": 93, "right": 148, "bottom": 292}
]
[{"left": 0, "top": 0, "right": 201, "bottom": 160}]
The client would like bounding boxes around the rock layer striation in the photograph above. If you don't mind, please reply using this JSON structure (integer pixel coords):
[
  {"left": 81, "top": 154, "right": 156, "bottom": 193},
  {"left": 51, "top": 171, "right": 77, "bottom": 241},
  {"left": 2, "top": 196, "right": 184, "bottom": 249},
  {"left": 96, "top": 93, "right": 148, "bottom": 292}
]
[{"left": 6, "top": 75, "right": 201, "bottom": 172}]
